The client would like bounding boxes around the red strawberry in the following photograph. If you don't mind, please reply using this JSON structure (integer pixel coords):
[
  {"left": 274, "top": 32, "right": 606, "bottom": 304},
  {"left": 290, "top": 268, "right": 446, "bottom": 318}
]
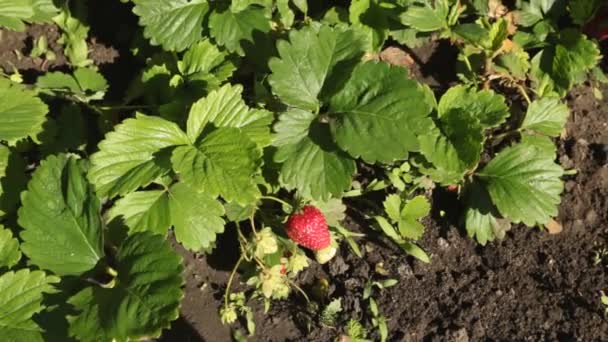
[{"left": 286, "top": 205, "right": 336, "bottom": 263}]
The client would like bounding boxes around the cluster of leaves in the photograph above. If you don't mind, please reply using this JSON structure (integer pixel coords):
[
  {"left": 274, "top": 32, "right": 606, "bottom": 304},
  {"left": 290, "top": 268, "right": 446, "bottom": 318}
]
[{"left": 0, "top": 0, "right": 606, "bottom": 340}]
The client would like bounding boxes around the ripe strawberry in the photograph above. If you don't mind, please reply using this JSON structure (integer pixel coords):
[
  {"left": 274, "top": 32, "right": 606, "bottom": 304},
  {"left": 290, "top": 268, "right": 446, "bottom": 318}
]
[{"left": 285, "top": 205, "right": 336, "bottom": 264}]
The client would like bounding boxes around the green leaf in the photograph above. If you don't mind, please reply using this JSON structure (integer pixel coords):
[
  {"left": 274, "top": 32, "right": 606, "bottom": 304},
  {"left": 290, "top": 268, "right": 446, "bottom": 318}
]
[
  {"left": 329, "top": 62, "right": 433, "bottom": 163},
  {"left": 311, "top": 198, "right": 346, "bottom": 227},
  {"left": 169, "top": 182, "right": 225, "bottom": 251},
  {"left": 68, "top": 233, "right": 183, "bottom": 341},
  {"left": 531, "top": 29, "right": 601, "bottom": 95},
  {"left": 418, "top": 107, "right": 484, "bottom": 185},
  {"left": 273, "top": 109, "right": 355, "bottom": 200},
  {"left": 268, "top": 25, "right": 366, "bottom": 111},
  {"left": 0, "top": 144, "right": 27, "bottom": 218},
  {"left": 0, "top": 225, "right": 20, "bottom": 268},
  {"left": 568, "top": 0, "right": 602, "bottom": 25},
  {"left": 383, "top": 194, "right": 402, "bottom": 222},
  {"left": 493, "top": 50, "right": 531, "bottom": 79},
  {"left": 0, "top": 269, "right": 59, "bottom": 340},
  {"left": 89, "top": 114, "right": 189, "bottom": 198},
  {"left": 171, "top": 127, "right": 260, "bottom": 205},
  {"left": 521, "top": 98, "right": 569, "bottom": 136},
  {"left": 208, "top": 5, "right": 271, "bottom": 56},
  {"left": 53, "top": 6, "right": 92, "bottom": 67},
  {"left": 400, "top": 3, "right": 447, "bottom": 32},
  {"left": 0, "top": 0, "right": 34, "bottom": 31},
  {"left": 374, "top": 216, "right": 429, "bottom": 263},
  {"left": 107, "top": 190, "right": 171, "bottom": 236},
  {"left": 437, "top": 85, "right": 509, "bottom": 129},
  {"left": 37, "top": 68, "right": 108, "bottom": 102},
  {"left": 464, "top": 181, "right": 511, "bottom": 245},
  {"left": 0, "top": 79, "right": 48, "bottom": 146},
  {"left": 132, "top": 0, "right": 208, "bottom": 52},
  {"left": 30, "top": 0, "right": 60, "bottom": 23},
  {"left": 18, "top": 154, "right": 104, "bottom": 275},
  {"left": 187, "top": 84, "right": 273, "bottom": 147},
  {"left": 399, "top": 241, "right": 430, "bottom": 263},
  {"left": 398, "top": 195, "right": 430, "bottom": 240},
  {"left": 521, "top": 134, "right": 557, "bottom": 157},
  {"left": 178, "top": 39, "right": 236, "bottom": 88},
  {"left": 349, "top": 0, "right": 390, "bottom": 51},
  {"left": 38, "top": 104, "right": 87, "bottom": 155},
  {"left": 478, "top": 142, "right": 564, "bottom": 226}
]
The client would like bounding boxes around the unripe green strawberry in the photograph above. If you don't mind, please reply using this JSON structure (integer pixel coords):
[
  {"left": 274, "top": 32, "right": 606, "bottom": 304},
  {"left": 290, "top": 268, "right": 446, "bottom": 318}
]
[{"left": 286, "top": 205, "right": 336, "bottom": 264}]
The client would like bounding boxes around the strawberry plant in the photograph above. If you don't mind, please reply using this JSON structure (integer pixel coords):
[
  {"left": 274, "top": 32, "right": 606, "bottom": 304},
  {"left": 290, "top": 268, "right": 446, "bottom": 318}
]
[{"left": 0, "top": 0, "right": 606, "bottom": 340}]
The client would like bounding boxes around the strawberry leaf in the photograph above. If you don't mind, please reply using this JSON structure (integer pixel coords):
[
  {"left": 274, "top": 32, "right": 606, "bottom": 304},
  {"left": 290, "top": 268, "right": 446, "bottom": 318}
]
[
  {"left": 274, "top": 109, "right": 355, "bottom": 200},
  {"left": 437, "top": 85, "right": 509, "bottom": 129},
  {"left": 68, "top": 233, "right": 183, "bottom": 341},
  {"left": 268, "top": 25, "right": 366, "bottom": 112},
  {"left": 0, "top": 0, "right": 34, "bottom": 31},
  {"left": 0, "top": 269, "right": 59, "bottom": 340},
  {"left": 89, "top": 114, "right": 189, "bottom": 198},
  {"left": 107, "top": 190, "right": 171, "bottom": 236},
  {"left": 398, "top": 196, "right": 430, "bottom": 240},
  {"left": 0, "top": 79, "right": 48, "bottom": 146},
  {"left": 37, "top": 68, "right": 108, "bottom": 102},
  {"left": 329, "top": 62, "right": 433, "bottom": 163},
  {"left": 400, "top": 1, "right": 448, "bottom": 32},
  {"left": 169, "top": 182, "right": 225, "bottom": 251},
  {"left": 418, "top": 110, "right": 484, "bottom": 185},
  {"left": 478, "top": 142, "right": 564, "bottom": 226},
  {"left": 132, "top": 0, "right": 208, "bottom": 52},
  {"left": 464, "top": 181, "right": 511, "bottom": 245},
  {"left": 0, "top": 225, "right": 21, "bottom": 268},
  {"left": 18, "top": 154, "right": 104, "bottom": 275},
  {"left": 0, "top": 144, "right": 27, "bottom": 218},
  {"left": 171, "top": 127, "right": 260, "bottom": 205},
  {"left": 177, "top": 39, "right": 236, "bottom": 88},
  {"left": 208, "top": 5, "right": 271, "bottom": 56},
  {"left": 531, "top": 29, "right": 601, "bottom": 95},
  {"left": 187, "top": 84, "right": 273, "bottom": 147},
  {"left": 521, "top": 97, "right": 569, "bottom": 136}
]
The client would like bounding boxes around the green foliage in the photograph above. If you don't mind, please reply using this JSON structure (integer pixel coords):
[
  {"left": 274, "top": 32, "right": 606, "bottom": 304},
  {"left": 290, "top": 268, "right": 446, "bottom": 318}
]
[
  {"left": 132, "top": 0, "right": 209, "bottom": 52},
  {"left": 0, "top": 0, "right": 601, "bottom": 337},
  {"left": 0, "top": 269, "right": 59, "bottom": 340},
  {"left": 376, "top": 194, "right": 431, "bottom": 262},
  {"left": 0, "top": 79, "right": 48, "bottom": 146},
  {"left": 0, "top": 225, "right": 21, "bottom": 268},
  {"left": 478, "top": 140, "right": 564, "bottom": 227},
  {"left": 37, "top": 68, "right": 108, "bottom": 102},
  {"left": 0, "top": 0, "right": 59, "bottom": 31},
  {"left": 89, "top": 114, "right": 189, "bottom": 197},
  {"left": 19, "top": 155, "right": 104, "bottom": 275},
  {"left": 0, "top": 145, "right": 27, "bottom": 218},
  {"left": 67, "top": 233, "right": 184, "bottom": 341}
]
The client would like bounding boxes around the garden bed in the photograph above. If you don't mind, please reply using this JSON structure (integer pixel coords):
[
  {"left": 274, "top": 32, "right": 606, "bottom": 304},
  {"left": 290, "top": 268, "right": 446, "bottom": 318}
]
[{"left": 1, "top": 1, "right": 607, "bottom": 341}]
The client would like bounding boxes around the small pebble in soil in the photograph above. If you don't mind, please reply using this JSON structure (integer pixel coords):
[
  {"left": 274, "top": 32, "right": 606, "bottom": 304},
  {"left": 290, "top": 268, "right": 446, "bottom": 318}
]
[
  {"left": 437, "top": 237, "right": 450, "bottom": 249},
  {"left": 397, "top": 264, "right": 414, "bottom": 278},
  {"left": 585, "top": 209, "right": 599, "bottom": 225},
  {"left": 565, "top": 180, "right": 577, "bottom": 192}
]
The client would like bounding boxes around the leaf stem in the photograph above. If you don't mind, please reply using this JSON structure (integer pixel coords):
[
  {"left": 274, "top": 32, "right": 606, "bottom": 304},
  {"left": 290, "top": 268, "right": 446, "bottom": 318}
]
[
  {"left": 249, "top": 213, "right": 259, "bottom": 237},
  {"left": 287, "top": 279, "right": 310, "bottom": 303},
  {"left": 224, "top": 256, "right": 244, "bottom": 309},
  {"left": 259, "top": 196, "right": 292, "bottom": 211},
  {"left": 106, "top": 266, "right": 118, "bottom": 277},
  {"left": 95, "top": 104, "right": 156, "bottom": 111}
]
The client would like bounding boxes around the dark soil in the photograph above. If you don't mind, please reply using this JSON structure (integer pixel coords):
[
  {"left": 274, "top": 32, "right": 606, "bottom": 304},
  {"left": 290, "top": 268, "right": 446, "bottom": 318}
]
[
  {"left": 161, "top": 76, "right": 608, "bottom": 341},
  {"left": 0, "top": 23, "right": 117, "bottom": 75}
]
